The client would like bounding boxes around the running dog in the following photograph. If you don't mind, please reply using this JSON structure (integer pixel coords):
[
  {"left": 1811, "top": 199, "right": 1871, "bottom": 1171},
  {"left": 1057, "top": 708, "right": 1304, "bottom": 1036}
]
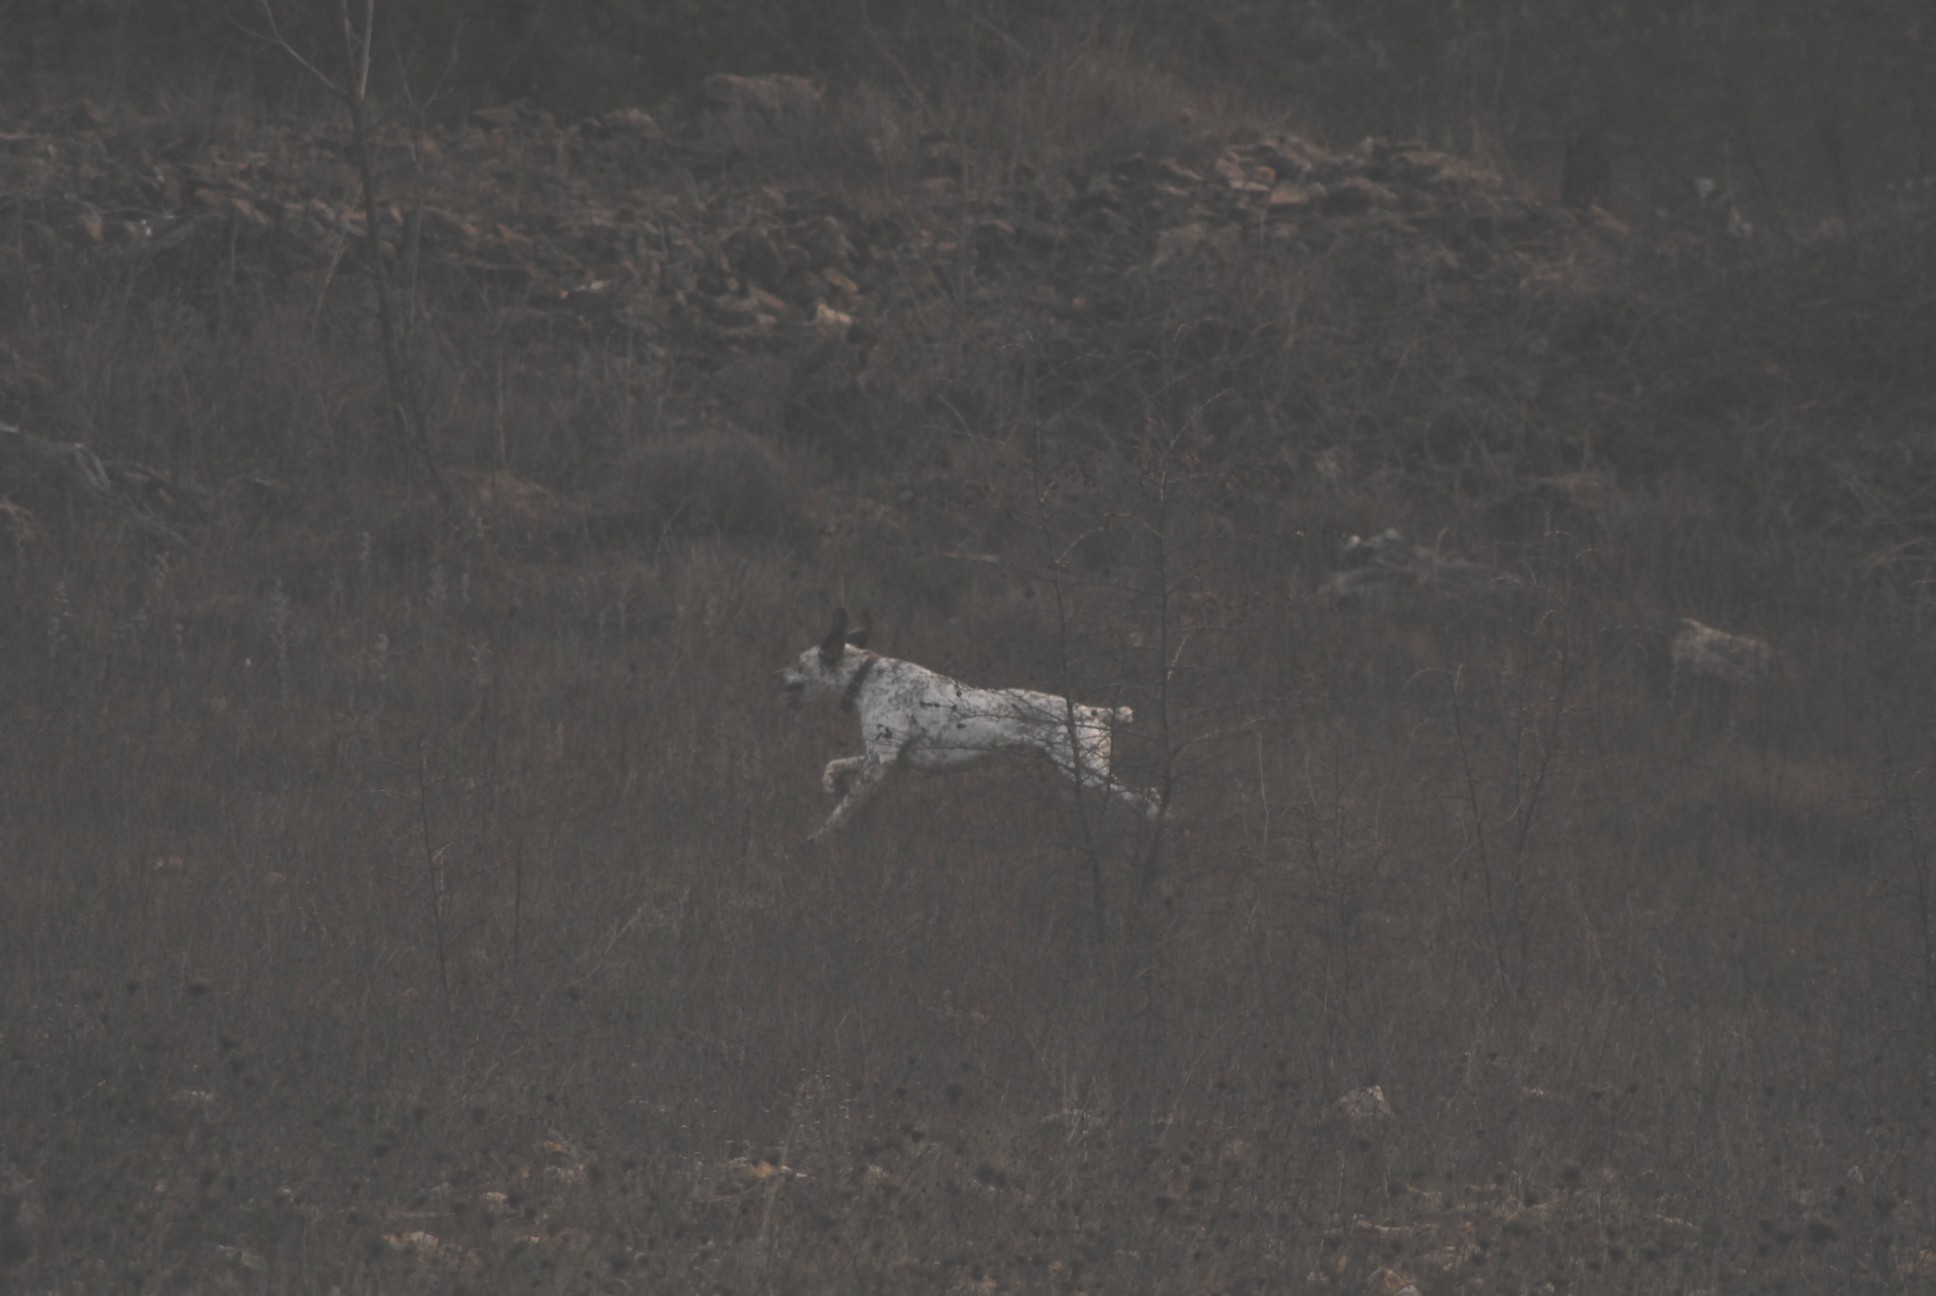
[{"left": 775, "top": 608, "right": 1161, "bottom": 838}]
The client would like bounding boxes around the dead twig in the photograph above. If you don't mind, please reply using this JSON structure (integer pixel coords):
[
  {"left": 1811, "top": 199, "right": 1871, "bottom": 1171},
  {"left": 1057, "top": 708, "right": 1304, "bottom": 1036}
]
[{"left": 0, "top": 419, "right": 198, "bottom": 547}]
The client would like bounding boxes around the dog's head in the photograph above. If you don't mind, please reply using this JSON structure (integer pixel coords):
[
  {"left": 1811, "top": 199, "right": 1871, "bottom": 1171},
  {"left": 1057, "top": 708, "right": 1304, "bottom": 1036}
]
[{"left": 775, "top": 606, "right": 871, "bottom": 706}]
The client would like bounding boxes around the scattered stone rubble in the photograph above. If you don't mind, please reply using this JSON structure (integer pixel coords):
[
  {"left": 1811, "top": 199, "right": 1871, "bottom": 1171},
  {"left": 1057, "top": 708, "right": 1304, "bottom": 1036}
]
[
  {"left": 0, "top": 89, "right": 1614, "bottom": 389},
  {"left": 1334, "top": 1083, "right": 1395, "bottom": 1124},
  {"left": 0, "top": 86, "right": 1625, "bottom": 548},
  {"left": 701, "top": 73, "right": 824, "bottom": 129},
  {"left": 1669, "top": 616, "right": 1784, "bottom": 689},
  {"left": 1320, "top": 529, "right": 1793, "bottom": 692}
]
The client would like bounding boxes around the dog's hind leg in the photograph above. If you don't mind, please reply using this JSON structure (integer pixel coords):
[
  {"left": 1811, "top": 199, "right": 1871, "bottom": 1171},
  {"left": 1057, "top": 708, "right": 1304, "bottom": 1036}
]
[
  {"left": 1046, "top": 743, "right": 1163, "bottom": 822},
  {"left": 1085, "top": 767, "right": 1163, "bottom": 821}
]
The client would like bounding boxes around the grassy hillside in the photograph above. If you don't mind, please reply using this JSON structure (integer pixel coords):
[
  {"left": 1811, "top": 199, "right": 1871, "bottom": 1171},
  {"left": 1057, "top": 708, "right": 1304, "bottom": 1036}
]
[{"left": 2, "top": 36, "right": 1935, "bottom": 1294}]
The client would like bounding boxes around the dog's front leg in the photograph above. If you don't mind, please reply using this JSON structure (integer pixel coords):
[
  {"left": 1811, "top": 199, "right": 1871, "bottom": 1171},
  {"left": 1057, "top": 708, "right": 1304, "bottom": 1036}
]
[
  {"left": 822, "top": 755, "right": 868, "bottom": 797},
  {"left": 813, "top": 756, "right": 890, "bottom": 838}
]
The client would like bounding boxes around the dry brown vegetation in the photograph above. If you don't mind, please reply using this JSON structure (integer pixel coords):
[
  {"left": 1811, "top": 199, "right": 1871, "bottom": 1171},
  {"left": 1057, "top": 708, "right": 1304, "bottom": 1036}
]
[{"left": 3, "top": 21, "right": 1936, "bottom": 1296}]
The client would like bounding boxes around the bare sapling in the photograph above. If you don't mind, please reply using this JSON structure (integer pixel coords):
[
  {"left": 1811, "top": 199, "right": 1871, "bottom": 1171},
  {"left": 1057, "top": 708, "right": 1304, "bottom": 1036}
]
[{"left": 257, "top": 0, "right": 450, "bottom": 505}]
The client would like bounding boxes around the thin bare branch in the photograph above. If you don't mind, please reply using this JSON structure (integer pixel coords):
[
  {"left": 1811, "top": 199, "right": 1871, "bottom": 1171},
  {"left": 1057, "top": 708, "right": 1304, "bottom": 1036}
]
[
  {"left": 257, "top": 0, "right": 345, "bottom": 98},
  {"left": 343, "top": 0, "right": 376, "bottom": 102}
]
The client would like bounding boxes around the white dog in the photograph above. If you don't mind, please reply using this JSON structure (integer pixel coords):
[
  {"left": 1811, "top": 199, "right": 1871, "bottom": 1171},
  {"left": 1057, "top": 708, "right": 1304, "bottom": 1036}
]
[{"left": 775, "top": 608, "right": 1162, "bottom": 838}]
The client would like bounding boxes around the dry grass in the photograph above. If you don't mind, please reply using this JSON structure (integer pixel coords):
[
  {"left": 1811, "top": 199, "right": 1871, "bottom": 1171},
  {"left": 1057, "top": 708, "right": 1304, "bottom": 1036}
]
[
  {"left": 2, "top": 46, "right": 1935, "bottom": 1296},
  {"left": 3, "top": 452, "right": 1931, "bottom": 1292}
]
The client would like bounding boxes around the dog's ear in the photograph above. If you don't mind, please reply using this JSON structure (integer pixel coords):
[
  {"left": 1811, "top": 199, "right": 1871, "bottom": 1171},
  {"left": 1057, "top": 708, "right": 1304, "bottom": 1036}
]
[
  {"left": 845, "top": 610, "right": 872, "bottom": 649},
  {"left": 819, "top": 607, "right": 848, "bottom": 665}
]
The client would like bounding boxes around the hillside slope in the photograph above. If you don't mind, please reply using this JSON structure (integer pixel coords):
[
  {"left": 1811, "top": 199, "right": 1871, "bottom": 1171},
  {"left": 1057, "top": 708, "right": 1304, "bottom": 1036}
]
[{"left": 2, "top": 77, "right": 1935, "bottom": 1295}]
